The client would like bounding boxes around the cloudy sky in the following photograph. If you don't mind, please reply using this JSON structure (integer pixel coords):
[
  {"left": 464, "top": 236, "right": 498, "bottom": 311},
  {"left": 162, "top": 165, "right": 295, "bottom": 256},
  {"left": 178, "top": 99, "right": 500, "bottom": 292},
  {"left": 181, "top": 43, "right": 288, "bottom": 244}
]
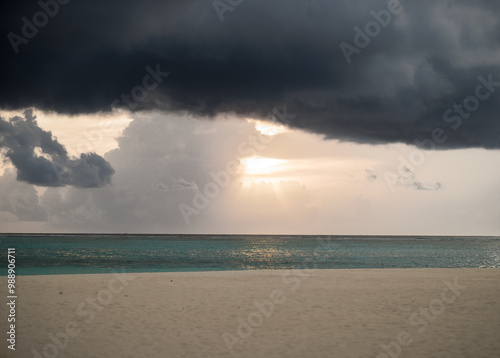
[{"left": 0, "top": 0, "right": 499, "bottom": 234}]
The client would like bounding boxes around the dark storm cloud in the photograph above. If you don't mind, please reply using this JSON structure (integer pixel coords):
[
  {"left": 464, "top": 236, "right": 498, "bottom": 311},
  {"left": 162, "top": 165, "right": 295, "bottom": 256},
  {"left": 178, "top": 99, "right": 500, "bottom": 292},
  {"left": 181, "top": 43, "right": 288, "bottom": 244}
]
[
  {"left": 1, "top": 0, "right": 499, "bottom": 148},
  {"left": 0, "top": 110, "right": 114, "bottom": 187}
]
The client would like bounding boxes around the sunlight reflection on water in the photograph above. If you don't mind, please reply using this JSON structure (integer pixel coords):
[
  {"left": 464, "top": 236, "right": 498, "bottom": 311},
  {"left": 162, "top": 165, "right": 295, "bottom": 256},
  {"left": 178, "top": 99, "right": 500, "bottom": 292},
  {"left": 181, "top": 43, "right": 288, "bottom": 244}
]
[{"left": 1, "top": 235, "right": 499, "bottom": 275}]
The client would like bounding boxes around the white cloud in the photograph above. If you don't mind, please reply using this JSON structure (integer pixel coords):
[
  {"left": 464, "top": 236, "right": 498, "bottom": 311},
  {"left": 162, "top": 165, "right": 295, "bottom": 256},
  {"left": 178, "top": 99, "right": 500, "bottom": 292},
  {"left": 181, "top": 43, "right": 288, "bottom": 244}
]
[{"left": 0, "top": 170, "right": 46, "bottom": 221}]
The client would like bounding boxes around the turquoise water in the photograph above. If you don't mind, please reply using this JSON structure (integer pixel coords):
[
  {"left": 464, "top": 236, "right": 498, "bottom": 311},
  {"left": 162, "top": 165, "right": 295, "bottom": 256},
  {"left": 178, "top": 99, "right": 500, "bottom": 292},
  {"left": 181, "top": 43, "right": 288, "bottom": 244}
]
[{"left": 0, "top": 234, "right": 499, "bottom": 275}]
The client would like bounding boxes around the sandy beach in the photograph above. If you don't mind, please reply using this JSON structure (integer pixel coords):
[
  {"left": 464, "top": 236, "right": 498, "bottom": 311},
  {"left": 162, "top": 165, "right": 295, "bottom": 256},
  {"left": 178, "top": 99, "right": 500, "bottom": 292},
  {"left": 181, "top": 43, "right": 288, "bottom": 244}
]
[{"left": 3, "top": 268, "right": 500, "bottom": 358}]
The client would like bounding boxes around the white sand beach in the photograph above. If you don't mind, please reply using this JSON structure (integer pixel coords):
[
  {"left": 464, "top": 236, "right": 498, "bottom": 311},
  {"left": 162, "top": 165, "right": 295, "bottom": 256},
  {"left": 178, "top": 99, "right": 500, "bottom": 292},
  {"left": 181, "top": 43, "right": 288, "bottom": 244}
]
[{"left": 3, "top": 268, "right": 500, "bottom": 358}]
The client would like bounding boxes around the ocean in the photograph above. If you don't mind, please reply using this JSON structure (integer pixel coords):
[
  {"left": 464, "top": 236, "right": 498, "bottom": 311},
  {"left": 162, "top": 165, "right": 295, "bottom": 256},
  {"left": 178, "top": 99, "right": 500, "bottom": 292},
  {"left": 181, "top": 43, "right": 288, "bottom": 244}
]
[{"left": 1, "top": 234, "right": 499, "bottom": 275}]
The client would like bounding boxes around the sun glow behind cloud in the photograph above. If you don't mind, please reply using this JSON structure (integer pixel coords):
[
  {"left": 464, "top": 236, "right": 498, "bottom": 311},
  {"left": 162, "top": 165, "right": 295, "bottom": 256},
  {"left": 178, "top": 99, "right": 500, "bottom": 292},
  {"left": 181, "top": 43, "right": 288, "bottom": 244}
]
[
  {"left": 248, "top": 119, "right": 288, "bottom": 136},
  {"left": 242, "top": 157, "right": 287, "bottom": 176},
  {"left": 240, "top": 156, "right": 292, "bottom": 188},
  {"left": 240, "top": 118, "right": 384, "bottom": 189}
]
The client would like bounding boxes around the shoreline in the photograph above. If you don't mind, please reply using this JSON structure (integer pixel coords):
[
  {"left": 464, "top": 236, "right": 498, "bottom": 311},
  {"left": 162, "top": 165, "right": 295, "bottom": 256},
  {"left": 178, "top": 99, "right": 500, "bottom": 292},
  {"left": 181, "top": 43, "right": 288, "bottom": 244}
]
[
  {"left": 4, "top": 268, "right": 500, "bottom": 357},
  {"left": 9, "top": 266, "right": 500, "bottom": 277},
  {"left": 12, "top": 266, "right": 500, "bottom": 275}
]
